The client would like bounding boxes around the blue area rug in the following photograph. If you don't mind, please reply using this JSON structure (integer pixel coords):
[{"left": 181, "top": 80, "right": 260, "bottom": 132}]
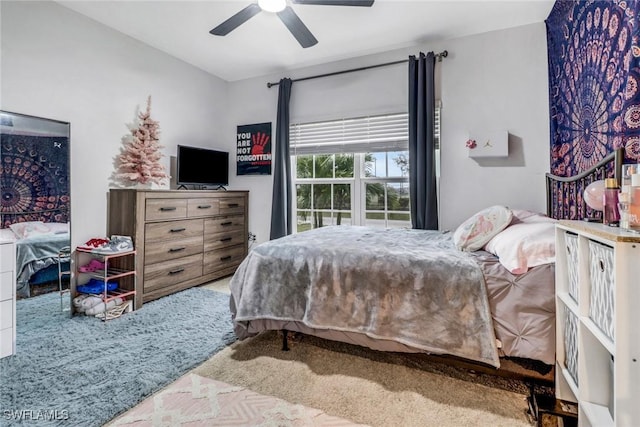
[{"left": 0, "top": 287, "right": 236, "bottom": 426}]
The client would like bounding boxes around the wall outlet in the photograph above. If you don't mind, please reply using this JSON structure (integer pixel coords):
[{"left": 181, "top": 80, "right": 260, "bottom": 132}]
[{"left": 248, "top": 232, "right": 256, "bottom": 242}]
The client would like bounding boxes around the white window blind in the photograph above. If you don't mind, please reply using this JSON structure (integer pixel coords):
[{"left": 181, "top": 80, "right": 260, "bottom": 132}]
[{"left": 290, "top": 113, "right": 409, "bottom": 155}]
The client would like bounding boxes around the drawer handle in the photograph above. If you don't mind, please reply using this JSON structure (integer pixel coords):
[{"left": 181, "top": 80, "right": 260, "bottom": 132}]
[
  {"left": 169, "top": 247, "right": 186, "bottom": 253},
  {"left": 599, "top": 259, "right": 605, "bottom": 272},
  {"left": 160, "top": 207, "right": 177, "bottom": 212},
  {"left": 169, "top": 268, "right": 185, "bottom": 275},
  {"left": 220, "top": 255, "right": 232, "bottom": 261},
  {"left": 220, "top": 221, "right": 233, "bottom": 226},
  {"left": 170, "top": 227, "right": 186, "bottom": 233},
  {"left": 227, "top": 203, "right": 239, "bottom": 208},
  {"left": 198, "top": 205, "right": 212, "bottom": 209},
  {"left": 220, "top": 237, "right": 233, "bottom": 242}
]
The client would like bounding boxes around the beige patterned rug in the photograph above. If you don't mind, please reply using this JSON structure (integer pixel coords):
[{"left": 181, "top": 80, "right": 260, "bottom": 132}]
[
  {"left": 109, "top": 279, "right": 550, "bottom": 427},
  {"left": 108, "top": 373, "right": 364, "bottom": 427}
]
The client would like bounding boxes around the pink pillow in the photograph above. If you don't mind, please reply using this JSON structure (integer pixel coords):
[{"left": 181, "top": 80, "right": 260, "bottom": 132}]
[
  {"left": 484, "top": 220, "right": 558, "bottom": 274},
  {"left": 453, "top": 205, "right": 513, "bottom": 251}
]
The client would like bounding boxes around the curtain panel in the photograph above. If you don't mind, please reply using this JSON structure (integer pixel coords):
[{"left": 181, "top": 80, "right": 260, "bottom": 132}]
[
  {"left": 408, "top": 52, "right": 438, "bottom": 230},
  {"left": 270, "top": 78, "right": 293, "bottom": 240}
]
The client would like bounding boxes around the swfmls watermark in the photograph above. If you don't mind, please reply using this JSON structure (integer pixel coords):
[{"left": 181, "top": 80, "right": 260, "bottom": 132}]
[{"left": 3, "top": 409, "right": 69, "bottom": 421}]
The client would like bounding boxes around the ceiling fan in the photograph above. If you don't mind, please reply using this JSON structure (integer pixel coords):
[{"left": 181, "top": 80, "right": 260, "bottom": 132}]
[{"left": 209, "top": 0, "right": 375, "bottom": 48}]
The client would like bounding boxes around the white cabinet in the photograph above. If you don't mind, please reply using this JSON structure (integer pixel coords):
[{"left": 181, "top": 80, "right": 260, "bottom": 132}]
[
  {"left": 0, "top": 239, "right": 16, "bottom": 358},
  {"left": 555, "top": 221, "right": 640, "bottom": 426}
]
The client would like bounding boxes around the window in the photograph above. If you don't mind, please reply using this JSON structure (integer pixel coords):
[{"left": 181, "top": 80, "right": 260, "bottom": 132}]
[{"left": 291, "top": 109, "right": 440, "bottom": 232}]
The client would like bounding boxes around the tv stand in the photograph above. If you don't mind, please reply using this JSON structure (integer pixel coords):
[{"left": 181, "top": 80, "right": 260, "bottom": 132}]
[
  {"left": 213, "top": 185, "right": 227, "bottom": 191},
  {"left": 177, "top": 184, "right": 188, "bottom": 190}
]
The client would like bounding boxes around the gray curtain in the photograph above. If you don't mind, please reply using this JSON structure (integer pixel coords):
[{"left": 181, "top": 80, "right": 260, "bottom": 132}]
[
  {"left": 270, "top": 78, "right": 293, "bottom": 240},
  {"left": 408, "top": 52, "right": 438, "bottom": 230}
]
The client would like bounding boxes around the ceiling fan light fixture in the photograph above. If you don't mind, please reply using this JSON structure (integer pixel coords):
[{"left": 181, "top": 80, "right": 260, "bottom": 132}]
[{"left": 258, "top": 0, "right": 286, "bottom": 13}]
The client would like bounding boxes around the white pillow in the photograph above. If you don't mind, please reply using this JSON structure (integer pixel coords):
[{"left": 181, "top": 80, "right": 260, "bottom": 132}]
[
  {"left": 484, "top": 220, "right": 557, "bottom": 274},
  {"left": 510, "top": 209, "right": 557, "bottom": 224},
  {"left": 9, "top": 221, "right": 51, "bottom": 239},
  {"left": 47, "top": 222, "right": 70, "bottom": 234},
  {"left": 453, "top": 205, "right": 513, "bottom": 251}
]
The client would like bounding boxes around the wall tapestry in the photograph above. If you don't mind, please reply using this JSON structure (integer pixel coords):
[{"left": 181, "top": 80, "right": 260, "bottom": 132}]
[
  {"left": 547, "top": 0, "right": 640, "bottom": 177},
  {"left": 1, "top": 134, "right": 70, "bottom": 227},
  {"left": 546, "top": 0, "right": 640, "bottom": 219},
  {"left": 236, "top": 122, "right": 272, "bottom": 175}
]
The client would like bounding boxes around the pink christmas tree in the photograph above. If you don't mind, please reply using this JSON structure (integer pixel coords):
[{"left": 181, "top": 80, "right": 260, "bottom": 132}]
[{"left": 115, "top": 96, "right": 168, "bottom": 186}]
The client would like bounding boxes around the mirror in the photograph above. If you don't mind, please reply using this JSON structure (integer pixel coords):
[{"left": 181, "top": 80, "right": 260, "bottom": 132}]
[{"left": 0, "top": 111, "right": 71, "bottom": 298}]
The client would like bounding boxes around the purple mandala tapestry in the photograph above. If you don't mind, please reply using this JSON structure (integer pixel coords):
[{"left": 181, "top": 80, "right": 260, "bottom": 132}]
[
  {"left": 1, "top": 134, "right": 70, "bottom": 227},
  {"left": 547, "top": 0, "right": 640, "bottom": 177}
]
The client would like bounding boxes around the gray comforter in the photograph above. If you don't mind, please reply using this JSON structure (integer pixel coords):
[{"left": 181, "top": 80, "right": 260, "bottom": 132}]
[
  {"left": 16, "top": 233, "right": 70, "bottom": 297},
  {"left": 230, "top": 226, "right": 501, "bottom": 367}
]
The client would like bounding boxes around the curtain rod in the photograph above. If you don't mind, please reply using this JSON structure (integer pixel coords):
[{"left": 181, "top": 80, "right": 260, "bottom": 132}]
[{"left": 266, "top": 50, "right": 448, "bottom": 88}]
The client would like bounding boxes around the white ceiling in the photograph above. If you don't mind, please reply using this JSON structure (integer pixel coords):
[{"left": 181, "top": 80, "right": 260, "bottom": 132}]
[{"left": 57, "top": 0, "right": 555, "bottom": 82}]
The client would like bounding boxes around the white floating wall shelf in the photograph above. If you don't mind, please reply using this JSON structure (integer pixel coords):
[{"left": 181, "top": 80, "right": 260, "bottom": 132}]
[{"left": 468, "top": 130, "right": 509, "bottom": 158}]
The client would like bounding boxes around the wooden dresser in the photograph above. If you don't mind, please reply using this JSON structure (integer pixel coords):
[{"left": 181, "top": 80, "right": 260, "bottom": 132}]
[{"left": 107, "top": 189, "right": 248, "bottom": 308}]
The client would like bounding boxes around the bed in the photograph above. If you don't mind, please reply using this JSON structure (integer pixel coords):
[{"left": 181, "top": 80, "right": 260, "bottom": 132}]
[
  {"left": 229, "top": 148, "right": 623, "bottom": 370},
  {"left": 1, "top": 221, "right": 71, "bottom": 298}
]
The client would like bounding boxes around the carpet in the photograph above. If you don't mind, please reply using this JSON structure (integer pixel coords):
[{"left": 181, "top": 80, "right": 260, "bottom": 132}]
[
  {"left": 194, "top": 331, "right": 536, "bottom": 427},
  {"left": 0, "top": 288, "right": 236, "bottom": 427},
  {"left": 107, "top": 373, "right": 367, "bottom": 426}
]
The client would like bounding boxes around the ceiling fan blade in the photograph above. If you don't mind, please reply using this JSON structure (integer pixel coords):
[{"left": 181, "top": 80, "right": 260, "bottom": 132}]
[
  {"left": 277, "top": 6, "right": 318, "bottom": 48},
  {"left": 210, "top": 3, "right": 261, "bottom": 36},
  {"left": 291, "top": 0, "right": 374, "bottom": 6}
]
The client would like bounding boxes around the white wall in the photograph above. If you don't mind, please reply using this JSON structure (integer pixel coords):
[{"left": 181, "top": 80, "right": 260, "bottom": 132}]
[
  {"left": 228, "top": 22, "right": 549, "bottom": 242},
  {"left": 440, "top": 23, "right": 549, "bottom": 230},
  {"left": 0, "top": 1, "right": 229, "bottom": 247}
]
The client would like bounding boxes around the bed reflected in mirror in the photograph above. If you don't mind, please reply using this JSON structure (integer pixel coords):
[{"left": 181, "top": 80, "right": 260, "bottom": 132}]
[{"left": 0, "top": 111, "right": 71, "bottom": 298}]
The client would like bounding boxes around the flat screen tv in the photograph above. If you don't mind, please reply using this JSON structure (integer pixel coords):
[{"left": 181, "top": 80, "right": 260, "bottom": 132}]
[{"left": 176, "top": 145, "right": 229, "bottom": 188}]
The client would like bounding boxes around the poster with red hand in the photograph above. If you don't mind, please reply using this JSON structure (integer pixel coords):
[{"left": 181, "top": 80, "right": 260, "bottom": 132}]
[{"left": 236, "top": 122, "right": 272, "bottom": 175}]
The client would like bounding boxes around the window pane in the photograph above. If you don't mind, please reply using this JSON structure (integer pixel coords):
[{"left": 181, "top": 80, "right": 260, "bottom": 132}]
[
  {"left": 387, "top": 182, "right": 410, "bottom": 212},
  {"left": 364, "top": 152, "right": 385, "bottom": 177},
  {"left": 365, "top": 183, "right": 385, "bottom": 210},
  {"left": 335, "top": 153, "right": 354, "bottom": 178},
  {"left": 314, "top": 154, "right": 333, "bottom": 178},
  {"left": 296, "top": 155, "right": 313, "bottom": 178},
  {"left": 364, "top": 212, "right": 386, "bottom": 228},
  {"left": 296, "top": 184, "right": 311, "bottom": 209},
  {"left": 297, "top": 210, "right": 312, "bottom": 233},
  {"left": 388, "top": 213, "right": 411, "bottom": 229},
  {"left": 314, "top": 184, "right": 331, "bottom": 209},
  {"left": 334, "top": 211, "right": 352, "bottom": 226},
  {"left": 312, "top": 211, "right": 332, "bottom": 228},
  {"left": 388, "top": 151, "right": 409, "bottom": 177},
  {"left": 333, "top": 184, "right": 351, "bottom": 210}
]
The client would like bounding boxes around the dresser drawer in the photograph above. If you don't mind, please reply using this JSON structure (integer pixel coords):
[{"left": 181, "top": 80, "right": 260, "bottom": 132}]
[
  {"left": 145, "top": 199, "right": 188, "bottom": 221},
  {"left": 0, "top": 272, "right": 13, "bottom": 301},
  {"left": 187, "top": 198, "right": 219, "bottom": 217},
  {"left": 219, "top": 197, "right": 245, "bottom": 215},
  {"left": 203, "top": 245, "right": 245, "bottom": 274},
  {"left": 205, "top": 215, "right": 245, "bottom": 234},
  {"left": 0, "top": 300, "right": 13, "bottom": 330},
  {"left": 145, "top": 219, "right": 204, "bottom": 244},
  {"left": 143, "top": 254, "right": 203, "bottom": 292},
  {"left": 0, "top": 327, "right": 13, "bottom": 358},
  {"left": 205, "top": 230, "right": 245, "bottom": 251},
  {"left": 0, "top": 243, "right": 14, "bottom": 273},
  {"left": 145, "top": 235, "right": 204, "bottom": 265}
]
